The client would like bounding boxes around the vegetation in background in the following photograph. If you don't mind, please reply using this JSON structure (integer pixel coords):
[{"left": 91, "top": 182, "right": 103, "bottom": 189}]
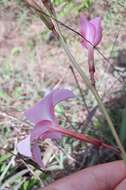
[{"left": 0, "top": 0, "right": 126, "bottom": 189}]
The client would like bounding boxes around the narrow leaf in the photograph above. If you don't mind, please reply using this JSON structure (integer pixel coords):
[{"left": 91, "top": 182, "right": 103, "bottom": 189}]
[{"left": 119, "top": 108, "right": 126, "bottom": 144}]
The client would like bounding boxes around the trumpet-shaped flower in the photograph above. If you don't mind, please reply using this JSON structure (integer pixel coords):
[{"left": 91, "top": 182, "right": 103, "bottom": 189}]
[
  {"left": 80, "top": 15, "right": 102, "bottom": 87},
  {"left": 17, "top": 89, "right": 117, "bottom": 168},
  {"left": 17, "top": 89, "right": 75, "bottom": 167}
]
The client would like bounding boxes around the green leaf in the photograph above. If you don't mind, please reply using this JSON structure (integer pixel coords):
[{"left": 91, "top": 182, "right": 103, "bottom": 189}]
[
  {"left": 21, "top": 178, "right": 39, "bottom": 190},
  {"left": 55, "top": 104, "right": 64, "bottom": 116},
  {"left": 22, "top": 180, "right": 29, "bottom": 190},
  {"left": 0, "top": 153, "right": 11, "bottom": 164},
  {"left": 119, "top": 108, "right": 126, "bottom": 144}
]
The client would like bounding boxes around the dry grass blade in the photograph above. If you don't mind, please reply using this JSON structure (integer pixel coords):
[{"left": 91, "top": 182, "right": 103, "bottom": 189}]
[
  {"left": 25, "top": 0, "right": 58, "bottom": 35},
  {"left": 1, "top": 169, "right": 29, "bottom": 189}
]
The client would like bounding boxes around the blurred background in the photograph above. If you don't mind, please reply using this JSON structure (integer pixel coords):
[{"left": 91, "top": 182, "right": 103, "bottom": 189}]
[{"left": 0, "top": 0, "right": 126, "bottom": 189}]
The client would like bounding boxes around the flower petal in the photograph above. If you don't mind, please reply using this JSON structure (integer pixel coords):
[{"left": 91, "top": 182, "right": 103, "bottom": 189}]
[
  {"left": 25, "top": 89, "right": 75, "bottom": 125},
  {"left": 80, "top": 14, "right": 88, "bottom": 37},
  {"left": 52, "top": 88, "right": 74, "bottom": 106},
  {"left": 31, "top": 143, "right": 44, "bottom": 168},
  {"left": 80, "top": 14, "right": 95, "bottom": 48},
  {"left": 16, "top": 135, "right": 32, "bottom": 157},
  {"left": 31, "top": 120, "right": 61, "bottom": 143},
  {"left": 31, "top": 120, "right": 61, "bottom": 167},
  {"left": 90, "top": 17, "right": 102, "bottom": 46}
]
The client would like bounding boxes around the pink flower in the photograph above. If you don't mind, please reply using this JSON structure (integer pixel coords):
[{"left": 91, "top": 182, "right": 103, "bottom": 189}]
[
  {"left": 17, "top": 89, "right": 75, "bottom": 168},
  {"left": 17, "top": 89, "right": 117, "bottom": 168},
  {"left": 80, "top": 15, "right": 102, "bottom": 87}
]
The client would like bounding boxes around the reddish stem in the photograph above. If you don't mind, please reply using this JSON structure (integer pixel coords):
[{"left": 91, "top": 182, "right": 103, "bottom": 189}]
[
  {"left": 52, "top": 127, "right": 120, "bottom": 154},
  {"left": 88, "top": 47, "right": 95, "bottom": 87}
]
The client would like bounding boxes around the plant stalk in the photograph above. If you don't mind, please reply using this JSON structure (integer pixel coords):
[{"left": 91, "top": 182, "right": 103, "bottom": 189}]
[{"left": 53, "top": 126, "right": 120, "bottom": 154}]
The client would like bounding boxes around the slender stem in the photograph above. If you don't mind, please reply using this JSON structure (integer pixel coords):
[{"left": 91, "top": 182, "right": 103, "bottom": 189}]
[
  {"left": 88, "top": 47, "right": 95, "bottom": 87},
  {"left": 53, "top": 127, "right": 119, "bottom": 154}
]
